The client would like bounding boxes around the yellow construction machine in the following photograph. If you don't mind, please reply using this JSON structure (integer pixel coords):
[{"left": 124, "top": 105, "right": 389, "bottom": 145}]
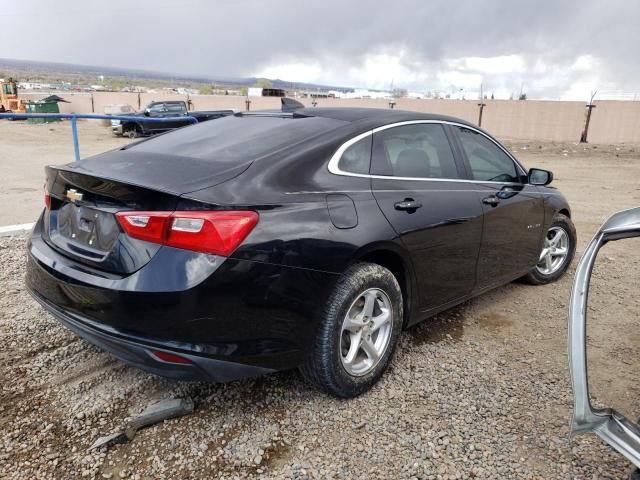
[{"left": 0, "top": 78, "right": 26, "bottom": 113}]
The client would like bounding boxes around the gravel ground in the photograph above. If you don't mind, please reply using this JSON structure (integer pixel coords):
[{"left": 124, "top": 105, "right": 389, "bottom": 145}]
[{"left": 1, "top": 140, "right": 639, "bottom": 479}]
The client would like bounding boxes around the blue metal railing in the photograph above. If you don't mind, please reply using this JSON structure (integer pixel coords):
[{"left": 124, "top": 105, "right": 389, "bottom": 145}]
[{"left": 0, "top": 113, "right": 199, "bottom": 162}]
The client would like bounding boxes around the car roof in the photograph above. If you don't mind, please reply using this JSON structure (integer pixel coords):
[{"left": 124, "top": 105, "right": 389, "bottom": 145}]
[{"left": 294, "top": 107, "right": 476, "bottom": 129}]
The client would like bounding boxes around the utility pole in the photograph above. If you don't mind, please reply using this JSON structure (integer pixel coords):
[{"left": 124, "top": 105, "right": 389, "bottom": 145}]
[{"left": 580, "top": 90, "right": 598, "bottom": 143}]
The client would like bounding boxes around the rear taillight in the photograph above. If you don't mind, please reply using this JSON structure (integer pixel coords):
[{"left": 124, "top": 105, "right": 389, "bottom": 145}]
[
  {"left": 44, "top": 184, "right": 51, "bottom": 209},
  {"left": 115, "top": 210, "right": 258, "bottom": 257},
  {"left": 119, "top": 212, "right": 171, "bottom": 244}
]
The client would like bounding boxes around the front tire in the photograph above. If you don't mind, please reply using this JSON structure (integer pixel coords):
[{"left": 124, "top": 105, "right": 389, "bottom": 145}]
[
  {"left": 300, "top": 263, "right": 403, "bottom": 398},
  {"left": 125, "top": 125, "right": 141, "bottom": 138},
  {"left": 523, "top": 213, "right": 576, "bottom": 285}
]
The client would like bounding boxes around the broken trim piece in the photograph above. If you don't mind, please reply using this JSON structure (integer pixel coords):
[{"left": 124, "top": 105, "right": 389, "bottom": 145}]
[
  {"left": 88, "top": 397, "right": 194, "bottom": 451},
  {"left": 569, "top": 207, "right": 640, "bottom": 467}
]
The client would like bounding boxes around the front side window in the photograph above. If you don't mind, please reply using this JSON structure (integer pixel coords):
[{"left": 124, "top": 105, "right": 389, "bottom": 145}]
[
  {"left": 456, "top": 127, "right": 519, "bottom": 183},
  {"left": 371, "top": 124, "right": 461, "bottom": 179},
  {"left": 337, "top": 135, "right": 372, "bottom": 174},
  {"left": 147, "top": 103, "right": 165, "bottom": 114}
]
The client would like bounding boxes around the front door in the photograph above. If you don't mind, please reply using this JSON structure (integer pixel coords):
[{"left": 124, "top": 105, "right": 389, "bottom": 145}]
[
  {"left": 146, "top": 103, "right": 167, "bottom": 133},
  {"left": 163, "top": 102, "right": 188, "bottom": 130},
  {"left": 370, "top": 122, "right": 484, "bottom": 311},
  {"left": 452, "top": 125, "right": 544, "bottom": 289}
]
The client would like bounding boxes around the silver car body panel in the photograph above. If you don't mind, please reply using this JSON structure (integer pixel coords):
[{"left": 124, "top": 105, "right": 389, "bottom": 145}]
[{"left": 569, "top": 207, "right": 640, "bottom": 467}]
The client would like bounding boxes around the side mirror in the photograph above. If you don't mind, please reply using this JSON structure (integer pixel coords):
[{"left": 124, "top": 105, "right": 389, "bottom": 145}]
[
  {"left": 143, "top": 109, "right": 150, "bottom": 117},
  {"left": 528, "top": 168, "right": 553, "bottom": 186}
]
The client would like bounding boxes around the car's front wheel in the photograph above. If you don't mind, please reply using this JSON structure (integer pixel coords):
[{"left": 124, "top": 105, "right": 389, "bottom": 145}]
[
  {"left": 523, "top": 213, "right": 576, "bottom": 285},
  {"left": 301, "top": 263, "right": 403, "bottom": 398},
  {"left": 125, "top": 125, "right": 141, "bottom": 138}
]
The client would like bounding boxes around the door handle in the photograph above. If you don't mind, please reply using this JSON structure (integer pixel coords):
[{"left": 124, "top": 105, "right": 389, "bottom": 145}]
[
  {"left": 482, "top": 195, "right": 500, "bottom": 207},
  {"left": 394, "top": 199, "right": 422, "bottom": 211}
]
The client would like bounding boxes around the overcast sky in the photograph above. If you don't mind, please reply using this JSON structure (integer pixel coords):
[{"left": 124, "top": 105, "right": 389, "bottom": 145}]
[{"left": 2, "top": 0, "right": 639, "bottom": 100}]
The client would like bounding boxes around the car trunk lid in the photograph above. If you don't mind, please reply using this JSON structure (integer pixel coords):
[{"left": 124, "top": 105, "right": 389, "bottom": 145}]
[
  {"left": 44, "top": 166, "right": 185, "bottom": 275},
  {"left": 63, "top": 150, "right": 252, "bottom": 196}
]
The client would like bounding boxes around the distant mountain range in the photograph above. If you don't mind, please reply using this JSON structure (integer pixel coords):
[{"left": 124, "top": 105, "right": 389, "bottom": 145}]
[{"left": 0, "top": 57, "right": 354, "bottom": 92}]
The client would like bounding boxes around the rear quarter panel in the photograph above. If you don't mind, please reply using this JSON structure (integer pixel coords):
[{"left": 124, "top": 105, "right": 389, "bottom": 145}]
[{"left": 185, "top": 131, "right": 401, "bottom": 274}]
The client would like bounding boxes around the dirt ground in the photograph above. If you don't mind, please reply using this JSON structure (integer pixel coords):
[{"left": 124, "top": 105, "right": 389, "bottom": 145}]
[
  {"left": 0, "top": 121, "right": 129, "bottom": 226},
  {"left": 0, "top": 120, "right": 639, "bottom": 479}
]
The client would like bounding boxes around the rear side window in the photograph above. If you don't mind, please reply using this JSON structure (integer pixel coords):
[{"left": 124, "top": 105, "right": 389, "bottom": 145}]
[
  {"left": 456, "top": 127, "right": 519, "bottom": 183},
  {"left": 371, "top": 123, "right": 461, "bottom": 179},
  {"left": 337, "top": 136, "right": 372, "bottom": 174}
]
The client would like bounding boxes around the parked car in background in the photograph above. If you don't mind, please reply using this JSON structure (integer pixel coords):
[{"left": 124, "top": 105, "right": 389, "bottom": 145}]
[
  {"left": 110, "top": 100, "right": 234, "bottom": 137},
  {"left": 569, "top": 207, "right": 640, "bottom": 474},
  {"left": 27, "top": 107, "right": 576, "bottom": 398}
]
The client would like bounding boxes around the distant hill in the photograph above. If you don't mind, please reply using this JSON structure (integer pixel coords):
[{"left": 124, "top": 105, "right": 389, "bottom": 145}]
[{"left": 0, "top": 57, "right": 353, "bottom": 92}]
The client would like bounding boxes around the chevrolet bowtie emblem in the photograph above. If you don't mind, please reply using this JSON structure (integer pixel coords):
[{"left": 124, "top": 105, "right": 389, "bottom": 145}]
[{"left": 66, "top": 188, "right": 83, "bottom": 203}]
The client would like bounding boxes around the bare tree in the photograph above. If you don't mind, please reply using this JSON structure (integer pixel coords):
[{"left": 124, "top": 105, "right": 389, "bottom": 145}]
[{"left": 580, "top": 90, "right": 598, "bottom": 143}]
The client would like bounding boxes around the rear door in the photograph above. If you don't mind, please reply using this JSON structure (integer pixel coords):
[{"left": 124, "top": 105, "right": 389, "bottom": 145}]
[
  {"left": 451, "top": 125, "right": 544, "bottom": 289},
  {"left": 370, "top": 122, "right": 484, "bottom": 311}
]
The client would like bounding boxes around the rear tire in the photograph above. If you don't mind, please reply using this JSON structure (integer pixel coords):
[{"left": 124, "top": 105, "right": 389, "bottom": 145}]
[
  {"left": 300, "top": 262, "right": 403, "bottom": 398},
  {"left": 523, "top": 213, "right": 576, "bottom": 285}
]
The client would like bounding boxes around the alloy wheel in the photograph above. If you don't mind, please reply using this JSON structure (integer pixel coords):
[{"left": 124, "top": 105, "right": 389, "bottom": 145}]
[
  {"left": 536, "top": 226, "right": 570, "bottom": 275},
  {"left": 340, "top": 288, "right": 393, "bottom": 377}
]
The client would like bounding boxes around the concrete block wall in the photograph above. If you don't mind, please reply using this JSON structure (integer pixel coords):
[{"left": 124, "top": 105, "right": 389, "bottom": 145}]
[
  {"left": 14, "top": 91, "right": 640, "bottom": 144},
  {"left": 20, "top": 92, "right": 94, "bottom": 114},
  {"left": 588, "top": 101, "right": 640, "bottom": 144},
  {"left": 397, "top": 99, "right": 480, "bottom": 124},
  {"left": 93, "top": 92, "right": 140, "bottom": 113},
  {"left": 481, "top": 100, "right": 586, "bottom": 143}
]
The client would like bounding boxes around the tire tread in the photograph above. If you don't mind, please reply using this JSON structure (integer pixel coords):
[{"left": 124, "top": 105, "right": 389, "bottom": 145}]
[{"left": 300, "top": 262, "right": 402, "bottom": 397}]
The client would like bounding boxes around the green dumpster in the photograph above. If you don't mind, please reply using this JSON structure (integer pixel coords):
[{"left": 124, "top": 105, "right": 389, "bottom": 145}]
[{"left": 25, "top": 101, "right": 60, "bottom": 123}]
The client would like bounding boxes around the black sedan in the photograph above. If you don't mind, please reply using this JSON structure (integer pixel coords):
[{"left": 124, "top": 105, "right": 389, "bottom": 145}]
[{"left": 26, "top": 108, "right": 576, "bottom": 397}]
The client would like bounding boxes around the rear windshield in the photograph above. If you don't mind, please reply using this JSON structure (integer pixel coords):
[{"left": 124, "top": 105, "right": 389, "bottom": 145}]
[{"left": 129, "top": 115, "right": 344, "bottom": 163}]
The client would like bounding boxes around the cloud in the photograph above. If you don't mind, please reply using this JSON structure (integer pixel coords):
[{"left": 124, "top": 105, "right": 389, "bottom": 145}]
[
  {"left": 448, "top": 56, "right": 526, "bottom": 76},
  {"left": 1, "top": 0, "right": 638, "bottom": 100}
]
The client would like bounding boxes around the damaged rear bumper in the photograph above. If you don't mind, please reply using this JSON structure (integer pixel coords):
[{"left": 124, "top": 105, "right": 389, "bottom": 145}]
[
  {"left": 28, "top": 287, "right": 275, "bottom": 383},
  {"left": 569, "top": 207, "right": 640, "bottom": 467}
]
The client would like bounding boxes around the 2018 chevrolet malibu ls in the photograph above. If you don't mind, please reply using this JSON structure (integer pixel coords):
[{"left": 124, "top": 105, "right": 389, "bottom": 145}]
[{"left": 26, "top": 107, "right": 576, "bottom": 397}]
